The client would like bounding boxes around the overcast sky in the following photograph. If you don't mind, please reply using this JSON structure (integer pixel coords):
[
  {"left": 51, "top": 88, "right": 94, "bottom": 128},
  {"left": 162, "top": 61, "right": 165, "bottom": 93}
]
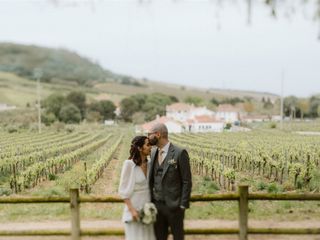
[{"left": 0, "top": 0, "right": 319, "bottom": 97}]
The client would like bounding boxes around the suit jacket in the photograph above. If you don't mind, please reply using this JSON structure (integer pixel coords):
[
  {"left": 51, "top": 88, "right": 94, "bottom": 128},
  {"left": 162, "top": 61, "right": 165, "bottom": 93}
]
[{"left": 149, "top": 143, "right": 192, "bottom": 209}]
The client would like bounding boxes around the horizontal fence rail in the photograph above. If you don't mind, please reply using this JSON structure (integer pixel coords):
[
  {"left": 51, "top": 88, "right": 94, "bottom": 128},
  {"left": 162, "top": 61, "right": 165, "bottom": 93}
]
[{"left": 0, "top": 186, "right": 320, "bottom": 240}]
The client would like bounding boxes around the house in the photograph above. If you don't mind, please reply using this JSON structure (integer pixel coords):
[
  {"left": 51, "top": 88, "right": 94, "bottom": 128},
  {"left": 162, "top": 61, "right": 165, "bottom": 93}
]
[
  {"left": 166, "top": 103, "right": 215, "bottom": 122},
  {"left": 271, "top": 115, "right": 282, "bottom": 121},
  {"left": 0, "top": 103, "right": 16, "bottom": 112},
  {"left": 136, "top": 116, "right": 183, "bottom": 134},
  {"left": 216, "top": 104, "right": 241, "bottom": 123},
  {"left": 104, "top": 120, "right": 116, "bottom": 126},
  {"left": 166, "top": 103, "right": 195, "bottom": 122},
  {"left": 185, "top": 115, "right": 224, "bottom": 133}
]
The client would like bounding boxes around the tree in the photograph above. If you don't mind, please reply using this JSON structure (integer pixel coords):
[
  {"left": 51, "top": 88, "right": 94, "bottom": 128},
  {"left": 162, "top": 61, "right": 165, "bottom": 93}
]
[
  {"left": 120, "top": 98, "right": 140, "bottom": 122},
  {"left": 99, "top": 100, "right": 116, "bottom": 120},
  {"left": 66, "top": 91, "right": 86, "bottom": 119},
  {"left": 263, "top": 98, "right": 273, "bottom": 109},
  {"left": 142, "top": 93, "right": 173, "bottom": 121},
  {"left": 184, "top": 96, "right": 203, "bottom": 106},
  {"left": 220, "top": 97, "right": 244, "bottom": 105},
  {"left": 297, "top": 99, "right": 310, "bottom": 119},
  {"left": 120, "top": 93, "right": 174, "bottom": 122},
  {"left": 169, "top": 95, "right": 179, "bottom": 103},
  {"left": 131, "top": 94, "right": 148, "bottom": 108},
  {"left": 88, "top": 100, "right": 116, "bottom": 120},
  {"left": 309, "top": 96, "right": 320, "bottom": 118},
  {"left": 41, "top": 111, "right": 57, "bottom": 126},
  {"left": 86, "top": 111, "right": 102, "bottom": 123},
  {"left": 243, "top": 101, "right": 255, "bottom": 113},
  {"left": 284, "top": 96, "right": 299, "bottom": 119},
  {"left": 59, "top": 104, "right": 81, "bottom": 123},
  {"left": 43, "top": 93, "right": 67, "bottom": 118},
  {"left": 210, "top": 97, "right": 220, "bottom": 106}
]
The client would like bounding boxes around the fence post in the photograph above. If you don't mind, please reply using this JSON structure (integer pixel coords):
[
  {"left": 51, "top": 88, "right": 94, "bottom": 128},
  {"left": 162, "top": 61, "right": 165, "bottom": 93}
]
[
  {"left": 70, "top": 188, "right": 81, "bottom": 240},
  {"left": 12, "top": 164, "right": 17, "bottom": 194},
  {"left": 84, "top": 162, "right": 89, "bottom": 194},
  {"left": 238, "top": 185, "right": 248, "bottom": 240}
]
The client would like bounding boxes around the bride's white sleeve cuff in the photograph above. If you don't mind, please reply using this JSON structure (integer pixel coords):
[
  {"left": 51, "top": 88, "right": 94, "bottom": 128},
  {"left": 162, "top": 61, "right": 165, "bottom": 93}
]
[{"left": 118, "top": 160, "right": 135, "bottom": 199}]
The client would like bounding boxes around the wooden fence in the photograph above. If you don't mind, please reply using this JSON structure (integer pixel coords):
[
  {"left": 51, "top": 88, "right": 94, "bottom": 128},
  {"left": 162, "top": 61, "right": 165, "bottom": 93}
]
[{"left": 0, "top": 185, "right": 320, "bottom": 240}]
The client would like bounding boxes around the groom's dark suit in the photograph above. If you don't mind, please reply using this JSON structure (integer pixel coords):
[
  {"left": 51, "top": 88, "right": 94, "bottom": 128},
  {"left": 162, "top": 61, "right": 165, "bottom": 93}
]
[{"left": 149, "top": 143, "right": 192, "bottom": 240}]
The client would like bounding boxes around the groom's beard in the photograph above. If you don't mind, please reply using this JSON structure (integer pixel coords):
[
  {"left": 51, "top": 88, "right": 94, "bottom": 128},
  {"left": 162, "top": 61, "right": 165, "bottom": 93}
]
[{"left": 149, "top": 137, "right": 159, "bottom": 146}]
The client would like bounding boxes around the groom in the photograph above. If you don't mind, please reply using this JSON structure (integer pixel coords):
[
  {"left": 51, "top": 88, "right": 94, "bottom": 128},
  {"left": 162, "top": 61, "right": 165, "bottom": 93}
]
[{"left": 148, "top": 123, "right": 192, "bottom": 240}]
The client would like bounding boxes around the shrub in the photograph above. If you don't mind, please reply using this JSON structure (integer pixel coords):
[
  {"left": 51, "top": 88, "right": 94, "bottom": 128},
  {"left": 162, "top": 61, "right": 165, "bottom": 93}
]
[
  {"left": 0, "top": 188, "right": 12, "bottom": 196},
  {"left": 7, "top": 126, "right": 18, "bottom": 133},
  {"left": 256, "top": 181, "right": 267, "bottom": 191},
  {"left": 267, "top": 182, "right": 281, "bottom": 193},
  {"left": 42, "top": 112, "right": 57, "bottom": 126},
  {"left": 59, "top": 104, "right": 81, "bottom": 124},
  {"left": 65, "top": 125, "right": 76, "bottom": 133},
  {"left": 48, "top": 173, "right": 57, "bottom": 181},
  {"left": 270, "top": 122, "right": 277, "bottom": 129}
]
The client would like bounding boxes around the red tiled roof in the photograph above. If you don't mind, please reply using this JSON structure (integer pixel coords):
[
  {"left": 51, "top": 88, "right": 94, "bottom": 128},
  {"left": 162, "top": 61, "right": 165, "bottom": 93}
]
[
  {"left": 166, "top": 103, "right": 194, "bottom": 111},
  {"left": 184, "top": 115, "right": 223, "bottom": 124}
]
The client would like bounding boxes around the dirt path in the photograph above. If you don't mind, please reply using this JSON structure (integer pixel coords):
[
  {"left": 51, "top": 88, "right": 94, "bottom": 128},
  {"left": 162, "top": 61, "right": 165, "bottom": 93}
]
[
  {"left": 91, "top": 143, "right": 123, "bottom": 195},
  {"left": 0, "top": 220, "right": 319, "bottom": 240}
]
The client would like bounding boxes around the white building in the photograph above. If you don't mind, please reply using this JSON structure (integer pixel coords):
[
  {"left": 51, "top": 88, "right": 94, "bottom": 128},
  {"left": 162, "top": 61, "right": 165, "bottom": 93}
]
[
  {"left": 185, "top": 115, "right": 224, "bottom": 133},
  {"left": 137, "top": 116, "right": 183, "bottom": 134},
  {"left": 137, "top": 103, "right": 237, "bottom": 134},
  {"left": 0, "top": 103, "right": 16, "bottom": 112},
  {"left": 166, "top": 103, "right": 194, "bottom": 122},
  {"left": 271, "top": 115, "right": 282, "bottom": 121},
  {"left": 166, "top": 103, "right": 215, "bottom": 122},
  {"left": 104, "top": 120, "right": 115, "bottom": 126},
  {"left": 216, "top": 104, "right": 241, "bottom": 123}
]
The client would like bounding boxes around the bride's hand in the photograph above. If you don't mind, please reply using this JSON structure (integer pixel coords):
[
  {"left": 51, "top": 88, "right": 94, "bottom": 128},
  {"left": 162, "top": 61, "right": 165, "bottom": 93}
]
[{"left": 130, "top": 208, "right": 139, "bottom": 221}]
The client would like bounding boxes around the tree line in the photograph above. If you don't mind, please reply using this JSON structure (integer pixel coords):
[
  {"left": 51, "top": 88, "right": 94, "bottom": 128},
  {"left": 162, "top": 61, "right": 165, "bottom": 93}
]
[{"left": 42, "top": 91, "right": 320, "bottom": 125}]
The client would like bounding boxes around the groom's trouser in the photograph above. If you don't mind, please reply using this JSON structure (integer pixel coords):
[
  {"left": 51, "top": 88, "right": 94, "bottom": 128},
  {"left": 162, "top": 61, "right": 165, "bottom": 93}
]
[{"left": 154, "top": 201, "right": 185, "bottom": 240}]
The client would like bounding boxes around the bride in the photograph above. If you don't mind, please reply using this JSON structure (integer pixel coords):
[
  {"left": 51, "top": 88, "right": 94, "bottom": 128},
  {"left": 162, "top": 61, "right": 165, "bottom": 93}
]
[{"left": 118, "top": 135, "right": 156, "bottom": 240}]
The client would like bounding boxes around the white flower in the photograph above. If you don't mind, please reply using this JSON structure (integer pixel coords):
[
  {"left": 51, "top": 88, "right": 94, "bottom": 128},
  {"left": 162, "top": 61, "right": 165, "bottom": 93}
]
[
  {"left": 168, "top": 159, "right": 176, "bottom": 165},
  {"left": 140, "top": 202, "right": 157, "bottom": 225},
  {"left": 142, "top": 214, "right": 153, "bottom": 225}
]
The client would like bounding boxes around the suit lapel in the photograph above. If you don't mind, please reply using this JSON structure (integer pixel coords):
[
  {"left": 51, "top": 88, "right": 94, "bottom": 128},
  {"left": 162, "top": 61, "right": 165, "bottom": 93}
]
[{"left": 161, "top": 143, "right": 175, "bottom": 182}]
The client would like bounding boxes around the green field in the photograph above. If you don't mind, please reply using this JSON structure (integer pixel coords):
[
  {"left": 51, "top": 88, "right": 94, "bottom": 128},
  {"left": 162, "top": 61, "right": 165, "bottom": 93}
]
[
  {"left": 0, "top": 71, "right": 279, "bottom": 109},
  {"left": 0, "top": 125, "right": 320, "bottom": 223},
  {"left": 0, "top": 71, "right": 125, "bottom": 107}
]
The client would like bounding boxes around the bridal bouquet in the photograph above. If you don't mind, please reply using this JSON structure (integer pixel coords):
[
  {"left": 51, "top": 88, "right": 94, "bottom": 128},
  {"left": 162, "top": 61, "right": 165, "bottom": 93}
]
[{"left": 139, "top": 202, "right": 157, "bottom": 225}]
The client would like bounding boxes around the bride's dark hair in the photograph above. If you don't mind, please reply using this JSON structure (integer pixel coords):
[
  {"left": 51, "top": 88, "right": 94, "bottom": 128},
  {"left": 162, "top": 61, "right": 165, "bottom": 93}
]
[{"left": 129, "top": 136, "right": 148, "bottom": 166}]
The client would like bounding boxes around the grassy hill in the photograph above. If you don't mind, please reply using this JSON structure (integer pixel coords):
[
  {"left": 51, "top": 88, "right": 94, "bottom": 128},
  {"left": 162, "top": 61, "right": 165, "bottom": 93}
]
[
  {"left": 0, "top": 42, "right": 118, "bottom": 86},
  {"left": 0, "top": 42, "right": 280, "bottom": 109},
  {"left": 0, "top": 70, "right": 280, "bottom": 109},
  {"left": 0, "top": 71, "right": 125, "bottom": 107}
]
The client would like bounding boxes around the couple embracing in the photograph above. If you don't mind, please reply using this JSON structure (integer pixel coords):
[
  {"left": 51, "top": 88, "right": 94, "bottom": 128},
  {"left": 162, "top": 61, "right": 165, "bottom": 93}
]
[{"left": 118, "top": 123, "right": 192, "bottom": 240}]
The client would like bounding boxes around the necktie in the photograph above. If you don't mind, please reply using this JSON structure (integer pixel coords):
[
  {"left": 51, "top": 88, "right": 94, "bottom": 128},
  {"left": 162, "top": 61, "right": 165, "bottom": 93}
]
[{"left": 158, "top": 149, "right": 165, "bottom": 165}]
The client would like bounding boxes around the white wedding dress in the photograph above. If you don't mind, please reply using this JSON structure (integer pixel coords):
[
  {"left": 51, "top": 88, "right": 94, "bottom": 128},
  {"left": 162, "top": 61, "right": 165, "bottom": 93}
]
[{"left": 118, "top": 159, "right": 156, "bottom": 240}]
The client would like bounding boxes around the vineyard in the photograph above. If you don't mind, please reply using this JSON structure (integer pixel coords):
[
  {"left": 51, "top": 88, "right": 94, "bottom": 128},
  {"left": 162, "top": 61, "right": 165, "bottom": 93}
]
[
  {"left": 1, "top": 127, "right": 320, "bottom": 196},
  {"left": 1, "top": 126, "right": 320, "bottom": 224},
  {"left": 0, "top": 127, "right": 127, "bottom": 196},
  {"left": 171, "top": 131, "right": 320, "bottom": 192}
]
